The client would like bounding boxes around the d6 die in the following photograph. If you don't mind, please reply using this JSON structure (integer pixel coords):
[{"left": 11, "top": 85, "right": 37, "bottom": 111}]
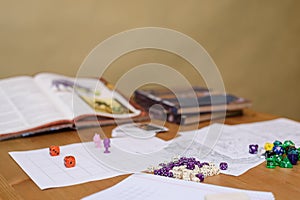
[
  {"left": 64, "top": 156, "right": 76, "bottom": 168},
  {"left": 49, "top": 145, "right": 60, "bottom": 156}
]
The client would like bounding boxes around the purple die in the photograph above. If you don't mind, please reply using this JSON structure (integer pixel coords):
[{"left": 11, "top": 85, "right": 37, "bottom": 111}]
[
  {"left": 161, "top": 167, "right": 167, "bottom": 173},
  {"left": 167, "top": 162, "right": 175, "bottom": 169},
  {"left": 287, "top": 148, "right": 299, "bottom": 165},
  {"left": 157, "top": 169, "right": 162, "bottom": 176},
  {"left": 196, "top": 173, "right": 205, "bottom": 182},
  {"left": 287, "top": 154, "right": 298, "bottom": 165},
  {"left": 186, "top": 162, "right": 195, "bottom": 170},
  {"left": 219, "top": 162, "right": 228, "bottom": 170},
  {"left": 249, "top": 144, "right": 259, "bottom": 154},
  {"left": 195, "top": 161, "right": 201, "bottom": 166},
  {"left": 188, "top": 157, "right": 196, "bottom": 162}
]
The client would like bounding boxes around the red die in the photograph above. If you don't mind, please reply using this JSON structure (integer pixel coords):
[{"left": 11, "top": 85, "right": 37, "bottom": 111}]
[
  {"left": 64, "top": 156, "right": 76, "bottom": 168},
  {"left": 49, "top": 145, "right": 60, "bottom": 156}
]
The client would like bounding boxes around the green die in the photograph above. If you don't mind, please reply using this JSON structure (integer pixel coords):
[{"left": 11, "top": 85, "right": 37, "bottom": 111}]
[
  {"left": 273, "top": 154, "right": 283, "bottom": 166},
  {"left": 266, "top": 158, "right": 276, "bottom": 169},
  {"left": 279, "top": 157, "right": 293, "bottom": 168}
]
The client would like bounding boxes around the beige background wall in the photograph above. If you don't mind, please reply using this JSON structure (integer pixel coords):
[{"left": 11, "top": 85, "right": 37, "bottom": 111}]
[{"left": 0, "top": 0, "right": 299, "bottom": 119}]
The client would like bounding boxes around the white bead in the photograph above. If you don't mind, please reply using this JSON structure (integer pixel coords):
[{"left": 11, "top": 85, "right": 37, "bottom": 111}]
[
  {"left": 173, "top": 166, "right": 180, "bottom": 171},
  {"left": 191, "top": 177, "right": 200, "bottom": 182}
]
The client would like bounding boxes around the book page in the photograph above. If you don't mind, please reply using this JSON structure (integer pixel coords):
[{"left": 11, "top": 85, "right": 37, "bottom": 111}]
[
  {"left": 0, "top": 76, "right": 69, "bottom": 135},
  {"left": 34, "top": 73, "right": 141, "bottom": 119}
]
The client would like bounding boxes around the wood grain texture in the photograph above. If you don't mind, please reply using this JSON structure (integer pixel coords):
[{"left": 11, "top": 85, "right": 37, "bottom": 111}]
[
  {"left": 0, "top": 174, "right": 23, "bottom": 200},
  {"left": 0, "top": 109, "right": 298, "bottom": 200}
]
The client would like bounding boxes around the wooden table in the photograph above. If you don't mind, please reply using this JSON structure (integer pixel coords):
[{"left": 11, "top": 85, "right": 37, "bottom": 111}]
[{"left": 0, "top": 109, "right": 299, "bottom": 200}]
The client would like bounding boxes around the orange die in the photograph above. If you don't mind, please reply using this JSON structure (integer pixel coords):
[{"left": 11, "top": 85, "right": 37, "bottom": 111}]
[
  {"left": 49, "top": 145, "right": 60, "bottom": 156},
  {"left": 64, "top": 156, "right": 76, "bottom": 168}
]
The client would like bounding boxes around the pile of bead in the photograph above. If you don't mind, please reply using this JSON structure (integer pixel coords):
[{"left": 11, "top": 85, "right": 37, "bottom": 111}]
[
  {"left": 150, "top": 156, "right": 227, "bottom": 183},
  {"left": 264, "top": 140, "right": 299, "bottom": 169}
]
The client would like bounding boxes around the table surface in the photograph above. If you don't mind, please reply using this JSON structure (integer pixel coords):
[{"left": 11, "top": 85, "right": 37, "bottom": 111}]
[{"left": 0, "top": 109, "right": 299, "bottom": 200}]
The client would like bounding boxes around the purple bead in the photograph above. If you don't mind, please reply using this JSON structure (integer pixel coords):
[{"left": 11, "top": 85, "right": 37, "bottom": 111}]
[
  {"left": 154, "top": 170, "right": 158, "bottom": 175},
  {"left": 219, "top": 162, "right": 228, "bottom": 170},
  {"left": 202, "top": 162, "right": 209, "bottom": 166},
  {"left": 249, "top": 144, "right": 259, "bottom": 154},
  {"left": 196, "top": 173, "right": 204, "bottom": 182}
]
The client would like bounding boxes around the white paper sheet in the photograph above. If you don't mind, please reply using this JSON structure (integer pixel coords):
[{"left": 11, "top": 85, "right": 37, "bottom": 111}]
[
  {"left": 8, "top": 137, "right": 172, "bottom": 190},
  {"left": 83, "top": 173, "right": 274, "bottom": 200},
  {"left": 9, "top": 142, "right": 126, "bottom": 190},
  {"left": 170, "top": 118, "right": 300, "bottom": 176},
  {"left": 112, "top": 136, "right": 171, "bottom": 154},
  {"left": 90, "top": 138, "right": 174, "bottom": 173}
]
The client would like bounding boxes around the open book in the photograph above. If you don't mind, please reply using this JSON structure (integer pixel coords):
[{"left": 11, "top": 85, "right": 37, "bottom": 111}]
[{"left": 0, "top": 73, "right": 147, "bottom": 140}]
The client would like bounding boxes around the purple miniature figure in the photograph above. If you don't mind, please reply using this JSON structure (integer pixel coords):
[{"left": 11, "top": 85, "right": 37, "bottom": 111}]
[
  {"left": 103, "top": 138, "right": 111, "bottom": 153},
  {"left": 249, "top": 144, "right": 259, "bottom": 154},
  {"left": 93, "top": 133, "right": 101, "bottom": 148}
]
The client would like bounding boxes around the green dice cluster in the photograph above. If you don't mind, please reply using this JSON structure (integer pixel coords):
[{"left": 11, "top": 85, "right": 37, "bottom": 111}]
[{"left": 265, "top": 140, "right": 299, "bottom": 169}]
